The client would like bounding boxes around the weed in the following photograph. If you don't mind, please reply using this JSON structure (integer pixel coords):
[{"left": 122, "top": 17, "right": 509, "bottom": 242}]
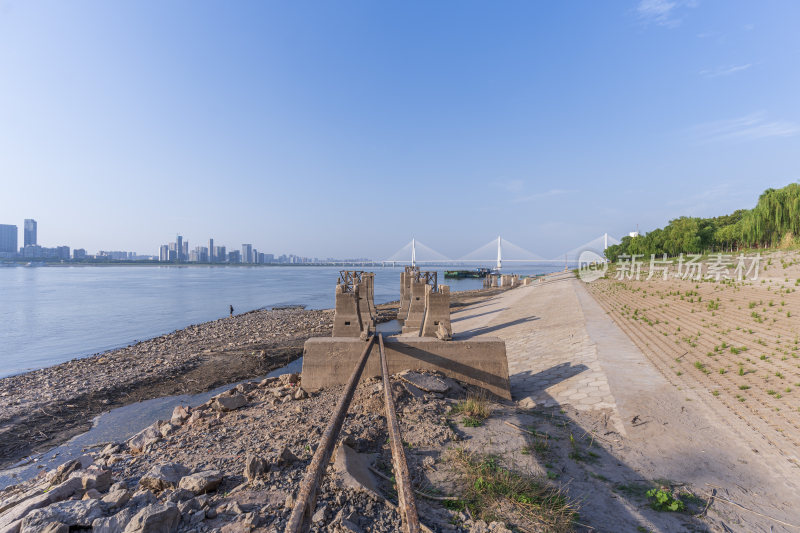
[
  {"left": 646, "top": 488, "right": 685, "bottom": 512},
  {"left": 448, "top": 449, "right": 575, "bottom": 531},
  {"left": 452, "top": 392, "right": 491, "bottom": 427}
]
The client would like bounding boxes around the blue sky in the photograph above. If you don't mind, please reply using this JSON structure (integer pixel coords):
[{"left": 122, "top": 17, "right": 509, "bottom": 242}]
[{"left": 1, "top": 1, "right": 798, "bottom": 260}]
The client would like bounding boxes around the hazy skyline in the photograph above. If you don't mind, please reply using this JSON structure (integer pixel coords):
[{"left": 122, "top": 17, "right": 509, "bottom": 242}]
[{"left": 1, "top": 1, "right": 798, "bottom": 259}]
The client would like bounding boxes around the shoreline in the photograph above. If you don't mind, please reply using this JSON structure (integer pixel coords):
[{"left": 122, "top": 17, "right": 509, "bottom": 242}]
[{"left": 0, "top": 286, "right": 503, "bottom": 470}]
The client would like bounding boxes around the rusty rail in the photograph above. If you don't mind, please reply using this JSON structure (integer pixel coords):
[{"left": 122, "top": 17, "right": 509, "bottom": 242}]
[
  {"left": 285, "top": 336, "right": 376, "bottom": 533},
  {"left": 378, "top": 333, "right": 421, "bottom": 533}
]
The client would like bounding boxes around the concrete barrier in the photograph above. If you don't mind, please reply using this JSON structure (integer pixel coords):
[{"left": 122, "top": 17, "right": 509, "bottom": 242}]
[
  {"left": 301, "top": 336, "right": 511, "bottom": 399},
  {"left": 332, "top": 284, "right": 363, "bottom": 337},
  {"left": 490, "top": 275, "right": 498, "bottom": 288},
  {"left": 421, "top": 285, "right": 452, "bottom": 340}
]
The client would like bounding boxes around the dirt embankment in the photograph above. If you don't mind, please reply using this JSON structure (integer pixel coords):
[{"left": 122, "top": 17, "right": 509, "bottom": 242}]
[{"left": 587, "top": 252, "right": 800, "bottom": 462}]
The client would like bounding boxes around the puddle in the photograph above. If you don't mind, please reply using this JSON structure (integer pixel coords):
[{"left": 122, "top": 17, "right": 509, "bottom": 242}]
[
  {"left": 376, "top": 319, "right": 402, "bottom": 335},
  {"left": 0, "top": 357, "right": 303, "bottom": 490}
]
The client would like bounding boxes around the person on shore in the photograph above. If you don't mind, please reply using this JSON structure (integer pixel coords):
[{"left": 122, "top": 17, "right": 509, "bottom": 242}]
[{"left": 229, "top": 304, "right": 234, "bottom": 317}]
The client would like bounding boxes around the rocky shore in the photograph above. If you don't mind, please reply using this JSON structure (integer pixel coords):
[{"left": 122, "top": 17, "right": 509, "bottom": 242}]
[
  {"left": 0, "top": 288, "right": 502, "bottom": 471},
  {"left": 0, "top": 370, "right": 521, "bottom": 533}
]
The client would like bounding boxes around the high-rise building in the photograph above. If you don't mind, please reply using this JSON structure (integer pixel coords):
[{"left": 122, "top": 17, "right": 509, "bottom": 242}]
[
  {"left": 159, "top": 245, "right": 169, "bottom": 262},
  {"left": 24, "top": 219, "right": 37, "bottom": 247},
  {"left": 242, "top": 244, "right": 253, "bottom": 264},
  {"left": 0, "top": 224, "right": 17, "bottom": 254},
  {"left": 209, "top": 238, "right": 214, "bottom": 263},
  {"left": 176, "top": 235, "right": 183, "bottom": 262},
  {"left": 228, "top": 250, "right": 241, "bottom": 263},
  {"left": 215, "top": 246, "right": 226, "bottom": 262},
  {"left": 73, "top": 249, "right": 87, "bottom": 260}
]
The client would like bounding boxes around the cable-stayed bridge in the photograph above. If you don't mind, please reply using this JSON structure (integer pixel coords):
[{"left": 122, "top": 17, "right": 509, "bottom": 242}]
[{"left": 380, "top": 234, "right": 621, "bottom": 270}]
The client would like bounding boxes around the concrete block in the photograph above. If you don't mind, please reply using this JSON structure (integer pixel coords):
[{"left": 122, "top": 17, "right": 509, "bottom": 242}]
[
  {"left": 422, "top": 285, "right": 451, "bottom": 339},
  {"left": 397, "top": 272, "right": 410, "bottom": 325},
  {"left": 332, "top": 284, "right": 363, "bottom": 337},
  {"left": 356, "top": 279, "right": 374, "bottom": 332},
  {"left": 401, "top": 280, "right": 427, "bottom": 334},
  {"left": 301, "top": 336, "right": 511, "bottom": 399},
  {"left": 490, "top": 275, "right": 498, "bottom": 288}
]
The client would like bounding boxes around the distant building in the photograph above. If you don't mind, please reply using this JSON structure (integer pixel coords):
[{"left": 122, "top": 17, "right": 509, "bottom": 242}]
[
  {"left": 242, "top": 244, "right": 253, "bottom": 264},
  {"left": 209, "top": 238, "right": 214, "bottom": 263},
  {"left": 24, "top": 219, "right": 37, "bottom": 247},
  {"left": 176, "top": 235, "right": 183, "bottom": 262},
  {"left": 56, "top": 246, "right": 70, "bottom": 260},
  {"left": 628, "top": 231, "right": 640, "bottom": 238},
  {"left": 264, "top": 253, "right": 274, "bottom": 263},
  {"left": 159, "top": 245, "right": 169, "bottom": 262},
  {"left": 215, "top": 246, "right": 226, "bottom": 263},
  {"left": 0, "top": 224, "right": 17, "bottom": 255},
  {"left": 73, "top": 248, "right": 87, "bottom": 260},
  {"left": 228, "top": 250, "right": 241, "bottom": 264}
]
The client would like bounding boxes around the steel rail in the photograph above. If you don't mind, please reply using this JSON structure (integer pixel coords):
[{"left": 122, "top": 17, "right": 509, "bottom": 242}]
[
  {"left": 285, "top": 336, "right": 376, "bottom": 533},
  {"left": 378, "top": 333, "right": 421, "bottom": 533}
]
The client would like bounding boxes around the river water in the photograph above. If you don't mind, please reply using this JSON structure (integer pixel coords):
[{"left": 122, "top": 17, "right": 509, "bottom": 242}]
[{"left": 0, "top": 265, "right": 560, "bottom": 378}]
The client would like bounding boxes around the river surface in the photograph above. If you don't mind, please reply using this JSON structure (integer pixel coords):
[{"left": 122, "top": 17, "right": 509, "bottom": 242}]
[{"left": 0, "top": 265, "right": 561, "bottom": 378}]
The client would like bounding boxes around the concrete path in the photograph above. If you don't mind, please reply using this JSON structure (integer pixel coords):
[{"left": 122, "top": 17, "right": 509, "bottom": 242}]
[{"left": 452, "top": 273, "right": 621, "bottom": 430}]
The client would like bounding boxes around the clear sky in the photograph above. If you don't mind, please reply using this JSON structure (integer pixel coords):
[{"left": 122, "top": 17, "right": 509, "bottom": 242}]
[{"left": 1, "top": 1, "right": 798, "bottom": 260}]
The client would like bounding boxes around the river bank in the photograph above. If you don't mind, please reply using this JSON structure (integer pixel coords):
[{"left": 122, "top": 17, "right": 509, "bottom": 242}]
[{"left": 0, "top": 287, "right": 503, "bottom": 471}]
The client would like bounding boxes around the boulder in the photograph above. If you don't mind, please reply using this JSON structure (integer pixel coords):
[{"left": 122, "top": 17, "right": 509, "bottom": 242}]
[
  {"left": 0, "top": 478, "right": 83, "bottom": 531},
  {"left": 139, "top": 464, "right": 189, "bottom": 492},
  {"left": 101, "top": 488, "right": 132, "bottom": 509},
  {"left": 169, "top": 406, "right": 190, "bottom": 425},
  {"left": 70, "top": 466, "right": 112, "bottom": 492},
  {"left": 212, "top": 394, "right": 247, "bottom": 412},
  {"left": 20, "top": 499, "right": 104, "bottom": 530},
  {"left": 92, "top": 508, "right": 135, "bottom": 533},
  {"left": 122, "top": 503, "right": 179, "bottom": 533},
  {"left": 178, "top": 471, "right": 222, "bottom": 495}
]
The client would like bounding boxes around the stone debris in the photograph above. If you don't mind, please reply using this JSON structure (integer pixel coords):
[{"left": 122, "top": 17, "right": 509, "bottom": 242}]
[
  {"left": 0, "top": 370, "right": 520, "bottom": 533},
  {"left": 212, "top": 393, "right": 247, "bottom": 412},
  {"left": 398, "top": 370, "right": 450, "bottom": 393}
]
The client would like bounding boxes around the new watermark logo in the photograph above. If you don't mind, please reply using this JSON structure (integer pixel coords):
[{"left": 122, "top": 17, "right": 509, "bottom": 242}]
[{"left": 577, "top": 250, "right": 608, "bottom": 283}]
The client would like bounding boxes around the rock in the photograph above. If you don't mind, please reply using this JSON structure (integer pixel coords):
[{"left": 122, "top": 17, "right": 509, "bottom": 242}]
[
  {"left": 92, "top": 507, "right": 135, "bottom": 533},
  {"left": 235, "top": 382, "right": 256, "bottom": 394},
  {"left": 402, "top": 381, "right": 426, "bottom": 399},
  {"left": 293, "top": 387, "right": 307, "bottom": 400},
  {"left": 70, "top": 466, "right": 112, "bottom": 492},
  {"left": 0, "top": 477, "right": 84, "bottom": 531},
  {"left": 278, "top": 373, "right": 300, "bottom": 385},
  {"left": 37, "top": 522, "right": 69, "bottom": 533},
  {"left": 189, "top": 509, "right": 205, "bottom": 525},
  {"left": 170, "top": 406, "right": 190, "bottom": 425},
  {"left": 21, "top": 499, "right": 104, "bottom": 530},
  {"left": 178, "top": 470, "right": 222, "bottom": 495},
  {"left": 123, "top": 502, "right": 180, "bottom": 533},
  {"left": 186, "top": 411, "right": 205, "bottom": 426},
  {"left": 275, "top": 447, "right": 299, "bottom": 467},
  {"left": 47, "top": 459, "right": 82, "bottom": 485},
  {"left": 333, "top": 443, "right": 379, "bottom": 496},
  {"left": 82, "top": 488, "right": 102, "bottom": 500},
  {"left": 139, "top": 463, "right": 189, "bottom": 492},
  {"left": 159, "top": 423, "right": 176, "bottom": 438},
  {"left": 311, "top": 504, "right": 327, "bottom": 524},
  {"left": 243, "top": 454, "right": 267, "bottom": 482},
  {"left": 212, "top": 393, "right": 247, "bottom": 412},
  {"left": 128, "top": 424, "right": 162, "bottom": 453},
  {"left": 398, "top": 371, "right": 448, "bottom": 393},
  {"left": 101, "top": 489, "right": 132, "bottom": 509}
]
